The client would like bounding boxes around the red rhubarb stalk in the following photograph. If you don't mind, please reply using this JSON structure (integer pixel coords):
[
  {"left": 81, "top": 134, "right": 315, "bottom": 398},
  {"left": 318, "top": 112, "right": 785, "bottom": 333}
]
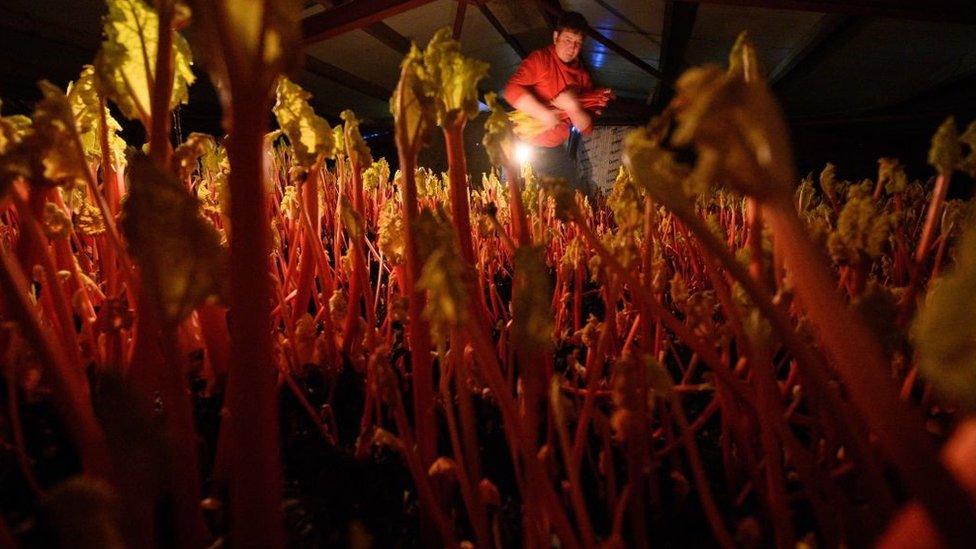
[{"left": 222, "top": 101, "right": 285, "bottom": 547}]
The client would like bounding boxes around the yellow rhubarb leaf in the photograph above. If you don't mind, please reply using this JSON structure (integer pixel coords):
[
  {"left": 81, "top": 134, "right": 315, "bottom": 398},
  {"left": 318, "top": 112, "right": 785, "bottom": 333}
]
[
  {"left": 914, "top": 226, "right": 976, "bottom": 408},
  {"left": 928, "top": 117, "right": 961, "bottom": 177},
  {"left": 512, "top": 245, "right": 553, "bottom": 352},
  {"left": 28, "top": 81, "right": 91, "bottom": 190},
  {"left": 378, "top": 198, "right": 405, "bottom": 266},
  {"left": 362, "top": 158, "right": 390, "bottom": 191},
  {"left": 94, "top": 0, "right": 195, "bottom": 126},
  {"left": 669, "top": 32, "right": 795, "bottom": 201},
  {"left": 171, "top": 132, "right": 215, "bottom": 179},
  {"left": 0, "top": 101, "right": 32, "bottom": 154},
  {"left": 391, "top": 43, "right": 436, "bottom": 155},
  {"left": 483, "top": 92, "right": 515, "bottom": 167},
  {"left": 272, "top": 76, "right": 334, "bottom": 169},
  {"left": 423, "top": 28, "right": 488, "bottom": 125},
  {"left": 415, "top": 207, "right": 470, "bottom": 345},
  {"left": 120, "top": 152, "right": 227, "bottom": 324},
  {"left": 340, "top": 110, "right": 372, "bottom": 167},
  {"left": 623, "top": 120, "right": 693, "bottom": 214},
  {"left": 66, "top": 65, "right": 126, "bottom": 165},
  {"left": 0, "top": 102, "right": 33, "bottom": 195}
]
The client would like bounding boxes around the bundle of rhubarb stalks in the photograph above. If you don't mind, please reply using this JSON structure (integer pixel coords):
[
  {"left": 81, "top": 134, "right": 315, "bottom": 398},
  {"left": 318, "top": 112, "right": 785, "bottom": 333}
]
[{"left": 2, "top": 1, "right": 976, "bottom": 547}]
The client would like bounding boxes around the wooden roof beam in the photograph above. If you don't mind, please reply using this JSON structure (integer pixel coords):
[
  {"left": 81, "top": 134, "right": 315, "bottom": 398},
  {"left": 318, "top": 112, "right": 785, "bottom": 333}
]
[
  {"left": 303, "top": 0, "right": 439, "bottom": 45},
  {"left": 768, "top": 13, "right": 854, "bottom": 86},
  {"left": 475, "top": 0, "right": 528, "bottom": 59},
  {"left": 314, "top": 0, "right": 412, "bottom": 53},
  {"left": 771, "top": 15, "right": 864, "bottom": 90},
  {"left": 303, "top": 55, "right": 393, "bottom": 103},
  {"left": 672, "top": 0, "right": 976, "bottom": 25},
  {"left": 453, "top": 0, "right": 468, "bottom": 40},
  {"left": 532, "top": 0, "right": 559, "bottom": 28}
]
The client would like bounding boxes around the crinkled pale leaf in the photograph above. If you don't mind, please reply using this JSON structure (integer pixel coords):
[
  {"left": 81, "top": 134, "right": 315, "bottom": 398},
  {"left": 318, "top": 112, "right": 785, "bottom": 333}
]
[
  {"left": 423, "top": 28, "right": 488, "bottom": 124},
  {"left": 95, "top": 0, "right": 195, "bottom": 125},
  {"left": 0, "top": 104, "right": 33, "bottom": 195},
  {"left": 339, "top": 195, "right": 364, "bottom": 240},
  {"left": 416, "top": 167, "right": 445, "bottom": 198},
  {"left": 172, "top": 132, "right": 215, "bottom": 179},
  {"left": 0, "top": 101, "right": 32, "bottom": 154},
  {"left": 331, "top": 125, "right": 345, "bottom": 156},
  {"left": 43, "top": 202, "right": 73, "bottom": 239},
  {"left": 482, "top": 92, "right": 515, "bottom": 167},
  {"left": 727, "top": 31, "right": 761, "bottom": 82},
  {"left": 391, "top": 43, "right": 436, "bottom": 155},
  {"left": 273, "top": 77, "right": 334, "bottom": 168},
  {"left": 280, "top": 184, "right": 300, "bottom": 221},
  {"left": 827, "top": 195, "right": 893, "bottom": 265},
  {"left": 878, "top": 157, "right": 907, "bottom": 194},
  {"left": 415, "top": 208, "right": 469, "bottom": 345},
  {"left": 77, "top": 200, "right": 107, "bottom": 236},
  {"left": 67, "top": 65, "right": 126, "bottom": 164},
  {"left": 820, "top": 163, "right": 839, "bottom": 198},
  {"left": 512, "top": 245, "right": 553, "bottom": 351},
  {"left": 928, "top": 117, "right": 962, "bottom": 176},
  {"left": 200, "top": 140, "right": 226, "bottom": 177},
  {"left": 362, "top": 158, "right": 390, "bottom": 191},
  {"left": 340, "top": 110, "right": 371, "bottom": 167},
  {"left": 913, "top": 227, "right": 976, "bottom": 408},
  {"left": 28, "top": 81, "right": 91, "bottom": 189},
  {"left": 59, "top": 184, "right": 89, "bottom": 213},
  {"left": 539, "top": 177, "right": 580, "bottom": 222},
  {"left": 670, "top": 35, "right": 795, "bottom": 201},
  {"left": 378, "top": 199, "right": 405, "bottom": 265},
  {"left": 121, "top": 152, "right": 227, "bottom": 324},
  {"left": 623, "top": 124, "right": 693, "bottom": 213},
  {"left": 607, "top": 166, "right": 643, "bottom": 230}
]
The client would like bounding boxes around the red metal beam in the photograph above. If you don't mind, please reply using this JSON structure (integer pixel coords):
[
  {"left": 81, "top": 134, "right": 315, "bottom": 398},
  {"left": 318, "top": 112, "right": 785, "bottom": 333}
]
[
  {"left": 673, "top": 0, "right": 976, "bottom": 24},
  {"left": 302, "top": 0, "right": 439, "bottom": 45}
]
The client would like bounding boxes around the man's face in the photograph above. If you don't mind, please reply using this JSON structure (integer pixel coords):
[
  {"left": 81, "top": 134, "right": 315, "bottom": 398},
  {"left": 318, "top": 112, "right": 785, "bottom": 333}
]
[{"left": 553, "top": 29, "right": 584, "bottom": 63}]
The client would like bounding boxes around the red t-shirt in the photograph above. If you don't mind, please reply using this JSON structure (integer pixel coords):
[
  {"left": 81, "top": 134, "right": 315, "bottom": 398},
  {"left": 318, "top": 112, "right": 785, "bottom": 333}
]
[{"left": 504, "top": 45, "right": 594, "bottom": 148}]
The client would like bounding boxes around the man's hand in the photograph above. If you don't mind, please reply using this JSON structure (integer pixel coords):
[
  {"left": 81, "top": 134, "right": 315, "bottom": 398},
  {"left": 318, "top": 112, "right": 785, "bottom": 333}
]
[
  {"left": 569, "top": 109, "right": 592, "bottom": 133},
  {"left": 551, "top": 89, "right": 582, "bottom": 113},
  {"left": 552, "top": 90, "right": 592, "bottom": 133},
  {"left": 513, "top": 94, "right": 562, "bottom": 131}
]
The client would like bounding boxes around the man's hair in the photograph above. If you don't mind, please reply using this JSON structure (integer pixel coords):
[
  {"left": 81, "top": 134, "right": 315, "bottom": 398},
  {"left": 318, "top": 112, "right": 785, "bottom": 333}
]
[{"left": 555, "top": 11, "right": 588, "bottom": 34}]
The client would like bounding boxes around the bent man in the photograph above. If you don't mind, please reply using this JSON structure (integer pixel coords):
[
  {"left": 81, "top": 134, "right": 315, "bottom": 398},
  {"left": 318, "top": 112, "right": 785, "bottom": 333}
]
[{"left": 503, "top": 11, "right": 611, "bottom": 194}]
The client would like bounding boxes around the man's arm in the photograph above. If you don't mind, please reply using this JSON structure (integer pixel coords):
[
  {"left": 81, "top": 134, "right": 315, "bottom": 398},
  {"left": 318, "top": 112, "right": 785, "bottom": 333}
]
[
  {"left": 511, "top": 94, "right": 560, "bottom": 130},
  {"left": 504, "top": 52, "right": 560, "bottom": 131}
]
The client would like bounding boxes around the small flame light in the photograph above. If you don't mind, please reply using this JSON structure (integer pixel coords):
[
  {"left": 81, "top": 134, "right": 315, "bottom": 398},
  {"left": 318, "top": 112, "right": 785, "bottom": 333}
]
[{"left": 515, "top": 143, "right": 533, "bottom": 166}]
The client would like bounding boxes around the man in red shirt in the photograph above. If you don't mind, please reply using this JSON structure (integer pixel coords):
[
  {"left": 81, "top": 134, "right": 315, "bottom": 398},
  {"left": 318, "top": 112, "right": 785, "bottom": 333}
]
[{"left": 504, "top": 11, "right": 609, "bottom": 193}]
